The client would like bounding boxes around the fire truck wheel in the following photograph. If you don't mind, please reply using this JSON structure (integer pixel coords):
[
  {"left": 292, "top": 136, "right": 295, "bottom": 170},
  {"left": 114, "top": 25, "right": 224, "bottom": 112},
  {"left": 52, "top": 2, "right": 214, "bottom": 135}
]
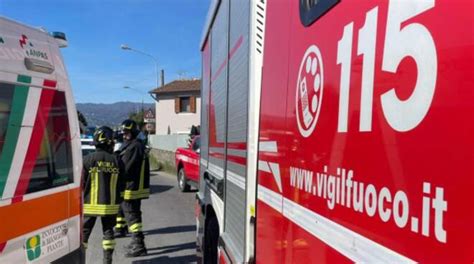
[
  {"left": 178, "top": 167, "right": 191, "bottom": 192},
  {"left": 204, "top": 216, "right": 219, "bottom": 264}
]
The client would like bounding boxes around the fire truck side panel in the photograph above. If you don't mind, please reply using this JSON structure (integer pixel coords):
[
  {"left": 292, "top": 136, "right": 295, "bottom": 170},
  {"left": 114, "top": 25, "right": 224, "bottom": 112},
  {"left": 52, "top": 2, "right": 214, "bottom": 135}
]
[
  {"left": 258, "top": 0, "right": 473, "bottom": 263},
  {"left": 221, "top": 0, "right": 251, "bottom": 262},
  {"left": 198, "top": 37, "right": 211, "bottom": 215},
  {"left": 201, "top": 0, "right": 231, "bottom": 257},
  {"left": 208, "top": 0, "right": 229, "bottom": 190},
  {"left": 196, "top": 37, "right": 210, "bottom": 258},
  {"left": 200, "top": 37, "right": 211, "bottom": 185},
  {"left": 255, "top": 1, "right": 293, "bottom": 263},
  {"left": 197, "top": 2, "right": 225, "bottom": 261}
]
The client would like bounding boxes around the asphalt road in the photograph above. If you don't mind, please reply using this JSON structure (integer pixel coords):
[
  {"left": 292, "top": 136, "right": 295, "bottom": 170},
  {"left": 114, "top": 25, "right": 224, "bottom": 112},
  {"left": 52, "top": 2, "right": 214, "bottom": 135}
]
[{"left": 85, "top": 171, "right": 198, "bottom": 264}]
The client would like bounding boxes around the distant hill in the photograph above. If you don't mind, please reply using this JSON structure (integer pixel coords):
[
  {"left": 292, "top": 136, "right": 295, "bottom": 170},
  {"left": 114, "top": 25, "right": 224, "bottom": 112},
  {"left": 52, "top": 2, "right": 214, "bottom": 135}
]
[{"left": 77, "top": 102, "right": 154, "bottom": 127}]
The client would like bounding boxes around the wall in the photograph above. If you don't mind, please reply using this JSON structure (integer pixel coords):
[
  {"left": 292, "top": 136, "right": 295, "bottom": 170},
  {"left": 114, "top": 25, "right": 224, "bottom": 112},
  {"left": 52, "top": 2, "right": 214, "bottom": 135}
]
[
  {"left": 148, "top": 134, "right": 189, "bottom": 152},
  {"left": 148, "top": 134, "right": 190, "bottom": 174},
  {"left": 155, "top": 97, "right": 201, "bottom": 135},
  {"left": 149, "top": 148, "right": 176, "bottom": 174}
]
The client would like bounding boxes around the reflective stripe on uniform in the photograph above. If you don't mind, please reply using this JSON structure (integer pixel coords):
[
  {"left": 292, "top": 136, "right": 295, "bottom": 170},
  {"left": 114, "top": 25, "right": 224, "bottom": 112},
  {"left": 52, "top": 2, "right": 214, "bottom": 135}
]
[
  {"left": 83, "top": 242, "right": 88, "bottom": 250},
  {"left": 110, "top": 172, "right": 118, "bottom": 205},
  {"left": 115, "top": 223, "right": 126, "bottom": 228},
  {"left": 102, "top": 239, "right": 116, "bottom": 250},
  {"left": 121, "top": 158, "right": 149, "bottom": 200},
  {"left": 122, "top": 189, "right": 150, "bottom": 200},
  {"left": 90, "top": 168, "right": 99, "bottom": 205},
  {"left": 115, "top": 216, "right": 126, "bottom": 228},
  {"left": 83, "top": 204, "right": 120, "bottom": 215},
  {"left": 129, "top": 223, "right": 143, "bottom": 233}
]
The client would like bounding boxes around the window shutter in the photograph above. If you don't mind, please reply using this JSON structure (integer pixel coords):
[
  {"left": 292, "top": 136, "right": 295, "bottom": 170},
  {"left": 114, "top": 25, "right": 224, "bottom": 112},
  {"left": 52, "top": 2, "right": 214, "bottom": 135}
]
[
  {"left": 190, "top": 96, "right": 196, "bottom": 113},
  {"left": 175, "top": 97, "right": 180, "bottom": 113}
]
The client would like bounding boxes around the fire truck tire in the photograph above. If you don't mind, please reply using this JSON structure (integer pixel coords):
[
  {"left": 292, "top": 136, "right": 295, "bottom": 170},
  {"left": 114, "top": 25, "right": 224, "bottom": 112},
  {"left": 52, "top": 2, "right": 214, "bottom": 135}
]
[
  {"left": 178, "top": 167, "right": 191, "bottom": 192},
  {"left": 204, "top": 216, "right": 219, "bottom": 264}
]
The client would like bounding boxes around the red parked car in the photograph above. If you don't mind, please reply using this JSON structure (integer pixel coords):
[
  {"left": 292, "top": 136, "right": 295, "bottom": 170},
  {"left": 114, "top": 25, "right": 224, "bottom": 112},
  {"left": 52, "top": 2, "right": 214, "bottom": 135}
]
[{"left": 175, "top": 136, "right": 200, "bottom": 192}]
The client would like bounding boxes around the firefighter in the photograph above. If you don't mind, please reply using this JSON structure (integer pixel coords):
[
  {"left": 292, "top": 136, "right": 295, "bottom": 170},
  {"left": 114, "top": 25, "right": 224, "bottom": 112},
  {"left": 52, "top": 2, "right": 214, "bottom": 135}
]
[
  {"left": 113, "top": 130, "right": 129, "bottom": 238},
  {"left": 118, "top": 119, "right": 150, "bottom": 257},
  {"left": 83, "top": 126, "right": 125, "bottom": 264}
]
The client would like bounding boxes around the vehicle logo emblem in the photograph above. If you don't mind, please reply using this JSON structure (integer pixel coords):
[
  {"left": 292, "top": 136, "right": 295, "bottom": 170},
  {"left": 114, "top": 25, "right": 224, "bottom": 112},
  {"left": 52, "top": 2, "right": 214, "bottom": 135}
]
[
  {"left": 19, "top": 34, "right": 28, "bottom": 48},
  {"left": 296, "top": 45, "right": 324, "bottom": 137},
  {"left": 26, "top": 235, "right": 41, "bottom": 261},
  {"left": 19, "top": 34, "right": 34, "bottom": 49}
]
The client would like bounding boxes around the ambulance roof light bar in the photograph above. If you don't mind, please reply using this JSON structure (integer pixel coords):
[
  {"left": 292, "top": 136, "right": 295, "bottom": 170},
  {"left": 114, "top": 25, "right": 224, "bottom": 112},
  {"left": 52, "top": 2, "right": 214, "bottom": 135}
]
[{"left": 51, "top": 32, "right": 68, "bottom": 48}]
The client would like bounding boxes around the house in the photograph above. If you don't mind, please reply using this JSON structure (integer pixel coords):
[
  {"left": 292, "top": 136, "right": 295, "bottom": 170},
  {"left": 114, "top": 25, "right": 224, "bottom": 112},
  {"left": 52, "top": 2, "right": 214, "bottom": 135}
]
[{"left": 149, "top": 79, "right": 201, "bottom": 135}]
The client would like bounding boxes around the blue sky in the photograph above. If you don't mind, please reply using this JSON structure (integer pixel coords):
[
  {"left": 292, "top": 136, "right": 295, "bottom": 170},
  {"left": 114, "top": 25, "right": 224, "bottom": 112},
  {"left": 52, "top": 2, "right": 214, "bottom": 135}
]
[{"left": 0, "top": 0, "right": 210, "bottom": 103}]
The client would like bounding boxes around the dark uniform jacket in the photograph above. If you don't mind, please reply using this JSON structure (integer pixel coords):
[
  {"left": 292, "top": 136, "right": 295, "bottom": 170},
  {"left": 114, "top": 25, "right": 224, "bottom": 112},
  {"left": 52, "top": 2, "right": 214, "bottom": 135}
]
[
  {"left": 119, "top": 138, "right": 150, "bottom": 200},
  {"left": 83, "top": 149, "right": 125, "bottom": 215}
]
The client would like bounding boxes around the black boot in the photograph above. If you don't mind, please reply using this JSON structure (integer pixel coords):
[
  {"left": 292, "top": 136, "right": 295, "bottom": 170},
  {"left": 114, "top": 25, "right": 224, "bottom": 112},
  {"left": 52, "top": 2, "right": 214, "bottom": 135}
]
[
  {"left": 114, "top": 227, "right": 128, "bottom": 238},
  {"left": 122, "top": 240, "right": 133, "bottom": 250},
  {"left": 123, "top": 231, "right": 141, "bottom": 250},
  {"left": 125, "top": 235, "right": 147, "bottom": 257},
  {"left": 103, "top": 249, "right": 113, "bottom": 264}
]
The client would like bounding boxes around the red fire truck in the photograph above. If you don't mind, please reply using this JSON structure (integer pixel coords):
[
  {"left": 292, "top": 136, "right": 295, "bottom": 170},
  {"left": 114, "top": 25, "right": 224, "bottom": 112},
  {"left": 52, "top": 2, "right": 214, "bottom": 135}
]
[{"left": 196, "top": 0, "right": 473, "bottom": 263}]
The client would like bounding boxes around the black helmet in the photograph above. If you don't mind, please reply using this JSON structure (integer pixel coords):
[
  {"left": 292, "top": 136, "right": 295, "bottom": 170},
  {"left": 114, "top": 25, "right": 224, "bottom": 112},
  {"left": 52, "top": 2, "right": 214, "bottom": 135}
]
[
  {"left": 93, "top": 126, "right": 114, "bottom": 147},
  {"left": 121, "top": 119, "right": 139, "bottom": 138}
]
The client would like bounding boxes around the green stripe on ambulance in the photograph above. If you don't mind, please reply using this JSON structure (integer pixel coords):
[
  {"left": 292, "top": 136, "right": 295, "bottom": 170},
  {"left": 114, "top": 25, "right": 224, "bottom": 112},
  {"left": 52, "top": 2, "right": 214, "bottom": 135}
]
[{"left": 0, "top": 75, "right": 31, "bottom": 197}]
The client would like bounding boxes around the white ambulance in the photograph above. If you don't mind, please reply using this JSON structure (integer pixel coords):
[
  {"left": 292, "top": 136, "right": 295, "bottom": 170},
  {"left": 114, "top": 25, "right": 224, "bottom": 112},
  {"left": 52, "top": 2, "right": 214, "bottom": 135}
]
[{"left": 0, "top": 17, "right": 83, "bottom": 263}]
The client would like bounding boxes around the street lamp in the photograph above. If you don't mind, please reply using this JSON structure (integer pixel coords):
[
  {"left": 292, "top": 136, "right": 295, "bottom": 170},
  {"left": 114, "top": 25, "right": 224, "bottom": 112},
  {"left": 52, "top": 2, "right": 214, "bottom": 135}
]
[{"left": 120, "top": 44, "right": 160, "bottom": 89}]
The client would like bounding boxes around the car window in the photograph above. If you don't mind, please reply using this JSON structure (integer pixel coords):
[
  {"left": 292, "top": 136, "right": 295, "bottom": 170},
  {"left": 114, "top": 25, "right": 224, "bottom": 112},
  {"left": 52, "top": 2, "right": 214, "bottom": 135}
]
[{"left": 26, "top": 90, "right": 74, "bottom": 193}]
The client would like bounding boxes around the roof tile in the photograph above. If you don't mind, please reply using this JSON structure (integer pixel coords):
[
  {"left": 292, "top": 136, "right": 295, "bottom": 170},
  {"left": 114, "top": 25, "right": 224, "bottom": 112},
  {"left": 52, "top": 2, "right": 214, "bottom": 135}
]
[{"left": 149, "top": 79, "right": 201, "bottom": 94}]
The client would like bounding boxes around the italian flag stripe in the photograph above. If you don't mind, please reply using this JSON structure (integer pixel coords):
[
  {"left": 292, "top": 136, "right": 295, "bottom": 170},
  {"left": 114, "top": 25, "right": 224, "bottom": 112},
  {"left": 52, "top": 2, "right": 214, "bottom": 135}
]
[
  {"left": 2, "top": 87, "right": 42, "bottom": 200},
  {"left": 14, "top": 89, "right": 55, "bottom": 197},
  {"left": 0, "top": 75, "right": 31, "bottom": 197}
]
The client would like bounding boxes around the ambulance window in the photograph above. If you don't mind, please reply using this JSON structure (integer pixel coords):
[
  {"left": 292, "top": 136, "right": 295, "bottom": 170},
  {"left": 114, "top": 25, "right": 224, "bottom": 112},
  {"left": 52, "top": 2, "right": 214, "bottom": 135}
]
[
  {"left": 26, "top": 90, "right": 73, "bottom": 193},
  {"left": 0, "top": 83, "right": 15, "bottom": 157},
  {"left": 299, "top": 0, "right": 340, "bottom": 27}
]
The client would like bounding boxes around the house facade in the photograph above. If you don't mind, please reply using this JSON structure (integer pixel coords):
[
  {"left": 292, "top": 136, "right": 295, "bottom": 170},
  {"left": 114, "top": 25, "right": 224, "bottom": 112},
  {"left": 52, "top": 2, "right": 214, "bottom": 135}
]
[{"left": 149, "top": 79, "right": 201, "bottom": 135}]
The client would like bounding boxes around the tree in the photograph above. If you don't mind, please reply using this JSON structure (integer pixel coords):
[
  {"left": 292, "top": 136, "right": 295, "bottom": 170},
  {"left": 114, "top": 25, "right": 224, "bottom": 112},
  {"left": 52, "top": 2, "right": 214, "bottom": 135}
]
[
  {"left": 77, "top": 111, "right": 88, "bottom": 134},
  {"left": 128, "top": 110, "right": 145, "bottom": 130}
]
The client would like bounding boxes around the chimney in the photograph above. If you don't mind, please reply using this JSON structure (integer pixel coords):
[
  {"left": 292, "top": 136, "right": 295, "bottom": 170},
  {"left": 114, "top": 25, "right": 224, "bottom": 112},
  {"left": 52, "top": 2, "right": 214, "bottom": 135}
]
[{"left": 161, "top": 69, "right": 165, "bottom": 88}]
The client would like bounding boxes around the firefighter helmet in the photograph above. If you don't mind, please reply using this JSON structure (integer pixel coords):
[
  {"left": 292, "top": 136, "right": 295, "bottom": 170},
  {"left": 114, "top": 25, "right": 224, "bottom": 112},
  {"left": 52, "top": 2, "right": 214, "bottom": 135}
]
[
  {"left": 93, "top": 126, "right": 114, "bottom": 147},
  {"left": 121, "top": 119, "right": 140, "bottom": 138}
]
